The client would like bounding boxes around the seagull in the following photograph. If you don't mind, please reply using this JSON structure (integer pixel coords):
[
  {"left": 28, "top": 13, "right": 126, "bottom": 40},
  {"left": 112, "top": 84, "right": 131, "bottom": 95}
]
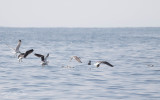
[
  {"left": 18, "top": 49, "right": 34, "bottom": 62},
  {"left": 147, "top": 64, "right": 154, "bottom": 67},
  {"left": 34, "top": 53, "right": 49, "bottom": 66},
  {"left": 94, "top": 61, "right": 114, "bottom": 67},
  {"left": 6, "top": 40, "right": 21, "bottom": 57},
  {"left": 70, "top": 56, "right": 82, "bottom": 63}
]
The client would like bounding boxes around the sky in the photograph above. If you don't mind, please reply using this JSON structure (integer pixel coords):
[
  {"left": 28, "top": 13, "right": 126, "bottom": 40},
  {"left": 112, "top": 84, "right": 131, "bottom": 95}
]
[{"left": 0, "top": 0, "right": 160, "bottom": 27}]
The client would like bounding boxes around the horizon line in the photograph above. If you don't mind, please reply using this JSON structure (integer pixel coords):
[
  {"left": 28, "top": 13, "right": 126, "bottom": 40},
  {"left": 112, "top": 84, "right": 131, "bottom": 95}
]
[{"left": 0, "top": 26, "right": 160, "bottom": 29}]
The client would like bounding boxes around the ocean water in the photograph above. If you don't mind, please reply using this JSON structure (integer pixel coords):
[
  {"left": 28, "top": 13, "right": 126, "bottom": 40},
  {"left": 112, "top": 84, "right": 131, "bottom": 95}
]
[{"left": 0, "top": 27, "right": 160, "bottom": 100}]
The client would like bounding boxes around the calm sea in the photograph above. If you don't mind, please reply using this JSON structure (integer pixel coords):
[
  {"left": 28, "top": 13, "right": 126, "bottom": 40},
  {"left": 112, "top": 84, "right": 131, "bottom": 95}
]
[{"left": 0, "top": 27, "right": 160, "bottom": 100}]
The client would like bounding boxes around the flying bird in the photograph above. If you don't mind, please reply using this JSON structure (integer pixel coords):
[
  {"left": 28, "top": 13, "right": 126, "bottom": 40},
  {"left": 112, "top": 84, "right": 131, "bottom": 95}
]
[
  {"left": 18, "top": 49, "right": 34, "bottom": 62},
  {"left": 34, "top": 53, "right": 49, "bottom": 66},
  {"left": 6, "top": 40, "right": 21, "bottom": 57},
  {"left": 70, "top": 56, "right": 82, "bottom": 63},
  {"left": 94, "top": 61, "right": 114, "bottom": 67}
]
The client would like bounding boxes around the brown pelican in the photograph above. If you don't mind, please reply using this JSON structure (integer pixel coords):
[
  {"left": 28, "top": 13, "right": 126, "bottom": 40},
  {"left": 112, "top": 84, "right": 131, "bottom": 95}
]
[
  {"left": 34, "top": 53, "right": 49, "bottom": 66},
  {"left": 18, "top": 49, "right": 34, "bottom": 62}
]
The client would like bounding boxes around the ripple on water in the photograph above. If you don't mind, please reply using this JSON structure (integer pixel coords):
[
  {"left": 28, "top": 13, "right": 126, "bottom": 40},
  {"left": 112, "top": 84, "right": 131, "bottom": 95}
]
[{"left": 0, "top": 28, "right": 160, "bottom": 100}]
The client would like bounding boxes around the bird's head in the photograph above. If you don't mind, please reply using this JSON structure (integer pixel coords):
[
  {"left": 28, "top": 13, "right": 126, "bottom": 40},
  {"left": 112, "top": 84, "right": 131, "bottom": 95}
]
[{"left": 88, "top": 60, "right": 91, "bottom": 65}]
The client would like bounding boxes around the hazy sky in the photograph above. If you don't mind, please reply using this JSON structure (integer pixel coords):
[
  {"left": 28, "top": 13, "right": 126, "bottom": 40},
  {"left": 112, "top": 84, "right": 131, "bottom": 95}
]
[{"left": 0, "top": 0, "right": 160, "bottom": 27}]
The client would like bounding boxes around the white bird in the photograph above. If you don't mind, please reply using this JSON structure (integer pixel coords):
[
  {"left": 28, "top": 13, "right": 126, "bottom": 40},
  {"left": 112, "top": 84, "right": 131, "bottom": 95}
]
[
  {"left": 6, "top": 40, "right": 21, "bottom": 57},
  {"left": 94, "top": 61, "right": 114, "bottom": 67},
  {"left": 70, "top": 56, "right": 82, "bottom": 63},
  {"left": 18, "top": 49, "right": 34, "bottom": 62},
  {"left": 34, "top": 53, "right": 49, "bottom": 66}
]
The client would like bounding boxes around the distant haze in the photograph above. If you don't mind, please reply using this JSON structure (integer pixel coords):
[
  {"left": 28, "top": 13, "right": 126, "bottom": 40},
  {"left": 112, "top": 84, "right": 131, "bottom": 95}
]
[{"left": 0, "top": 0, "right": 160, "bottom": 27}]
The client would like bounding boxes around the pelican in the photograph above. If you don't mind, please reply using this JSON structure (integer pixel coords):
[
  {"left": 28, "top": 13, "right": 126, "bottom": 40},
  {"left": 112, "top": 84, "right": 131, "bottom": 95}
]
[
  {"left": 70, "top": 56, "right": 82, "bottom": 63},
  {"left": 34, "top": 53, "right": 49, "bottom": 66},
  {"left": 94, "top": 61, "right": 114, "bottom": 67},
  {"left": 6, "top": 40, "right": 21, "bottom": 57},
  {"left": 18, "top": 49, "right": 34, "bottom": 62}
]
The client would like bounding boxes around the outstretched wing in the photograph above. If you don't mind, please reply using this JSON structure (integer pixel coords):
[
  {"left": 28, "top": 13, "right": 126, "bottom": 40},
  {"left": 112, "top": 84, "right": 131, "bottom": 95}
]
[
  {"left": 24, "top": 49, "right": 34, "bottom": 58},
  {"left": 34, "top": 53, "right": 44, "bottom": 61},
  {"left": 34, "top": 53, "right": 43, "bottom": 57},
  {"left": 44, "top": 53, "right": 49, "bottom": 61},
  {"left": 15, "top": 40, "right": 21, "bottom": 52},
  {"left": 102, "top": 61, "right": 114, "bottom": 67},
  {"left": 73, "top": 56, "right": 82, "bottom": 63}
]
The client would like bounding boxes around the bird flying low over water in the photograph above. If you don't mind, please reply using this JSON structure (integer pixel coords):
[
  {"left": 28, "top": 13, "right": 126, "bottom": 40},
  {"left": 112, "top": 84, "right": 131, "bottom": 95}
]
[
  {"left": 18, "top": 49, "right": 34, "bottom": 62},
  {"left": 70, "top": 56, "right": 82, "bottom": 63},
  {"left": 6, "top": 40, "right": 21, "bottom": 57},
  {"left": 34, "top": 53, "right": 49, "bottom": 66},
  {"left": 94, "top": 61, "right": 114, "bottom": 67}
]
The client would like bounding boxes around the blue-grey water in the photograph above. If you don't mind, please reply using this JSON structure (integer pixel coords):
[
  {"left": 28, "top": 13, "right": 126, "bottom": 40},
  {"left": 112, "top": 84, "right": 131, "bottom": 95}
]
[{"left": 0, "top": 27, "right": 160, "bottom": 100}]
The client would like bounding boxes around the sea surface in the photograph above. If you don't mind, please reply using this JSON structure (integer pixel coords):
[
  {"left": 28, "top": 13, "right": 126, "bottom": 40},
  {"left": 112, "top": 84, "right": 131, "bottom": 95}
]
[{"left": 0, "top": 27, "right": 160, "bottom": 100}]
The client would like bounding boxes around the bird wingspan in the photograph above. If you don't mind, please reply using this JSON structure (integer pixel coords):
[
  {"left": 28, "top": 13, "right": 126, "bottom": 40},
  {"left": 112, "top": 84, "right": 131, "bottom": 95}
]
[
  {"left": 34, "top": 53, "right": 43, "bottom": 57},
  {"left": 24, "top": 49, "right": 34, "bottom": 58},
  {"left": 34, "top": 53, "right": 45, "bottom": 61},
  {"left": 102, "top": 61, "right": 114, "bottom": 67},
  {"left": 44, "top": 53, "right": 49, "bottom": 61}
]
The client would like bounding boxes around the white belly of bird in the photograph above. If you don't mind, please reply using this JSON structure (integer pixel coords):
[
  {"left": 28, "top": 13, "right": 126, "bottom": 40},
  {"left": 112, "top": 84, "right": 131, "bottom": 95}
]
[{"left": 94, "top": 62, "right": 99, "bottom": 66}]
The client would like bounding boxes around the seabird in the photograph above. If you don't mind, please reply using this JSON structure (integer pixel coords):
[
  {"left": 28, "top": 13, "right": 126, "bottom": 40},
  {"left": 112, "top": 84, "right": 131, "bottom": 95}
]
[
  {"left": 70, "top": 56, "right": 82, "bottom": 63},
  {"left": 94, "top": 61, "right": 114, "bottom": 67},
  {"left": 88, "top": 60, "right": 91, "bottom": 65},
  {"left": 147, "top": 64, "right": 154, "bottom": 67},
  {"left": 18, "top": 49, "right": 34, "bottom": 62},
  {"left": 6, "top": 40, "right": 21, "bottom": 57},
  {"left": 34, "top": 53, "right": 49, "bottom": 66}
]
